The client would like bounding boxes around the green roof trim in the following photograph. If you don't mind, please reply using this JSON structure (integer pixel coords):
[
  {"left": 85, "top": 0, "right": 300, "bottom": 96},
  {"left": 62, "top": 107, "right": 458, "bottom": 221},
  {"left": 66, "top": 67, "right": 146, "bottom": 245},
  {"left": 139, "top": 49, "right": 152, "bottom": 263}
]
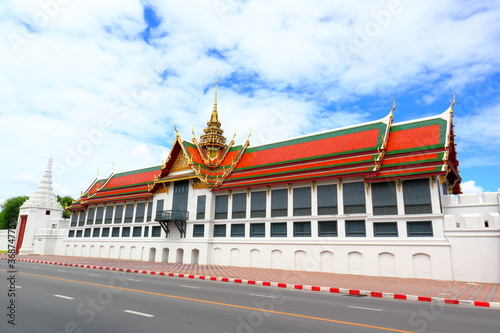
[
  {"left": 246, "top": 122, "right": 387, "bottom": 153},
  {"left": 235, "top": 148, "right": 379, "bottom": 172},
  {"left": 227, "top": 155, "right": 377, "bottom": 182}
]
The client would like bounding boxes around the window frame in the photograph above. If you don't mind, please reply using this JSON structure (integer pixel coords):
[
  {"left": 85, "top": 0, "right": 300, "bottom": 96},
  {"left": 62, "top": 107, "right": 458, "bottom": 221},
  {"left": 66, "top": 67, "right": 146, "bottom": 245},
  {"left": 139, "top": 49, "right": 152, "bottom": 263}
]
[
  {"left": 293, "top": 221, "right": 311, "bottom": 237},
  {"left": 345, "top": 220, "right": 366, "bottom": 237},
  {"left": 318, "top": 221, "right": 338, "bottom": 237}
]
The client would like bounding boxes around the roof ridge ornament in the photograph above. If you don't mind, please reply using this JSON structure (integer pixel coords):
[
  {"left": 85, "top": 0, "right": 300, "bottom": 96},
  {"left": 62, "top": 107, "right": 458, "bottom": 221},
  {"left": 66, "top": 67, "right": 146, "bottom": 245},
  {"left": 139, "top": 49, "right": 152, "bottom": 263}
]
[
  {"left": 390, "top": 99, "right": 396, "bottom": 117},
  {"left": 448, "top": 93, "right": 456, "bottom": 114}
]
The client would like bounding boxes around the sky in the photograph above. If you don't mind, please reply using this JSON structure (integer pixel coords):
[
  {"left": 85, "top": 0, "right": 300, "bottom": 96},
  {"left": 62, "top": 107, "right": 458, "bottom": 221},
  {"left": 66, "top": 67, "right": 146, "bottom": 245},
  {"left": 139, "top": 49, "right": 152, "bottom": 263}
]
[{"left": 1, "top": 0, "right": 499, "bottom": 204}]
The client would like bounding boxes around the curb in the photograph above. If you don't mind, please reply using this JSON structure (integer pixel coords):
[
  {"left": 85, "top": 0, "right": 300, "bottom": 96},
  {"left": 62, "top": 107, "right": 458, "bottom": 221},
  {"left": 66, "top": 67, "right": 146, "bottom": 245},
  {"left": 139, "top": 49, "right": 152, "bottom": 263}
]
[{"left": 4, "top": 257, "right": 499, "bottom": 309}]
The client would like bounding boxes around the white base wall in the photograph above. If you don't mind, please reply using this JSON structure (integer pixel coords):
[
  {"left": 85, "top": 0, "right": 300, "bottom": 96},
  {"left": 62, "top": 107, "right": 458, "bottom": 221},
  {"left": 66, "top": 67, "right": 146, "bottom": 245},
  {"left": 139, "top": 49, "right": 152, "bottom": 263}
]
[
  {"left": 52, "top": 237, "right": 453, "bottom": 280},
  {"left": 445, "top": 230, "right": 500, "bottom": 283}
]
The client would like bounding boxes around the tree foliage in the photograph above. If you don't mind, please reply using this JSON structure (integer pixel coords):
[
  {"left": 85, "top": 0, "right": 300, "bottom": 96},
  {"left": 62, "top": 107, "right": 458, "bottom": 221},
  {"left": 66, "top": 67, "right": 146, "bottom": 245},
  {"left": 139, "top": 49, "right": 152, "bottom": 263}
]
[
  {"left": 0, "top": 194, "right": 74, "bottom": 229},
  {"left": 0, "top": 196, "right": 29, "bottom": 229},
  {"left": 57, "top": 195, "right": 74, "bottom": 219}
]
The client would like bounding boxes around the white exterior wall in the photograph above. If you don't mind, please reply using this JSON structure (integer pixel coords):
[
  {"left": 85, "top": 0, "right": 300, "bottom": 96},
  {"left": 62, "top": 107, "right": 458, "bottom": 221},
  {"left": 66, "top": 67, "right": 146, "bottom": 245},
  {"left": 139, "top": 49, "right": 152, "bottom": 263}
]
[
  {"left": 443, "top": 192, "right": 500, "bottom": 283},
  {"left": 23, "top": 179, "right": 500, "bottom": 283},
  {"left": 0, "top": 230, "right": 12, "bottom": 251}
]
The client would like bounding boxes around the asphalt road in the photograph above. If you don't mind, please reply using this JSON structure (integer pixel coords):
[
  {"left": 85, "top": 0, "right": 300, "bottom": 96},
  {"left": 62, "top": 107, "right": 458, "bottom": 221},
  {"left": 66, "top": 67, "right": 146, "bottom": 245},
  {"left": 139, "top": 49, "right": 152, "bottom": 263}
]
[{"left": 0, "top": 261, "right": 498, "bottom": 333}]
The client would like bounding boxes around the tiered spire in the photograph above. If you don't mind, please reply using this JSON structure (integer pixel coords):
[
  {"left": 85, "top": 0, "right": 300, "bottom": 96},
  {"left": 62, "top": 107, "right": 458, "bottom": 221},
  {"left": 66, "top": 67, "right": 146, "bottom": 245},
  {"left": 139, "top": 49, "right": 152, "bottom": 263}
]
[
  {"left": 21, "top": 155, "right": 62, "bottom": 210},
  {"left": 199, "top": 70, "right": 227, "bottom": 158}
]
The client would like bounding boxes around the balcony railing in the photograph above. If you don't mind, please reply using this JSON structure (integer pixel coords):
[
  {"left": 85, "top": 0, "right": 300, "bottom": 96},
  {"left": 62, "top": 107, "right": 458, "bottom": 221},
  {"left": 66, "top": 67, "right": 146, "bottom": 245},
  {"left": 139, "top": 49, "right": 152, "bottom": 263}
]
[{"left": 155, "top": 210, "right": 189, "bottom": 222}]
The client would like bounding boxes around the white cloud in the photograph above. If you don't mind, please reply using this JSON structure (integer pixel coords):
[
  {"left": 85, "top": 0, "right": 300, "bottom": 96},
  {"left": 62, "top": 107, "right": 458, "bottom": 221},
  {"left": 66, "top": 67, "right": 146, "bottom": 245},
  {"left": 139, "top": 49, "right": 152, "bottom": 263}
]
[
  {"left": 461, "top": 180, "right": 485, "bottom": 195},
  {"left": 0, "top": 0, "right": 499, "bottom": 201}
]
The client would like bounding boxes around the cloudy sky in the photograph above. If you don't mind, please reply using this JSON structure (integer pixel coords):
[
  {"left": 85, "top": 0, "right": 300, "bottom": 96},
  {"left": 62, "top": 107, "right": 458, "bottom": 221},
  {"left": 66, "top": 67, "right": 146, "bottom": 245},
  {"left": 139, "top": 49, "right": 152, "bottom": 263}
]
[{"left": 1, "top": 0, "right": 499, "bottom": 203}]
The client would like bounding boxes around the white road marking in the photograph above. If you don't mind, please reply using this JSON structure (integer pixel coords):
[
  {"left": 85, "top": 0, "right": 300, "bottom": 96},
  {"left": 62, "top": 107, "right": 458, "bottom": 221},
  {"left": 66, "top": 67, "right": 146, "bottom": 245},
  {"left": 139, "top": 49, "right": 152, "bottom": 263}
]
[
  {"left": 57, "top": 270, "right": 67, "bottom": 272},
  {"left": 180, "top": 285, "right": 200, "bottom": 289},
  {"left": 89, "top": 274, "right": 100, "bottom": 277},
  {"left": 15, "top": 286, "right": 22, "bottom": 289},
  {"left": 348, "top": 306, "right": 383, "bottom": 312},
  {"left": 54, "top": 295, "right": 74, "bottom": 300},
  {"left": 127, "top": 278, "right": 141, "bottom": 282},
  {"left": 249, "top": 294, "right": 276, "bottom": 298},
  {"left": 124, "top": 310, "right": 154, "bottom": 318}
]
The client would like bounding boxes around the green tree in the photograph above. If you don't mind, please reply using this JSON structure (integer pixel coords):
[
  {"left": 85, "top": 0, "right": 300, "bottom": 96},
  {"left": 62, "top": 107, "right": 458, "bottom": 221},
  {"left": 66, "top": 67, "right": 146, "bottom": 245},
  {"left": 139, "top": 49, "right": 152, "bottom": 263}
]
[
  {"left": 57, "top": 195, "right": 74, "bottom": 219},
  {"left": 0, "top": 196, "right": 29, "bottom": 229}
]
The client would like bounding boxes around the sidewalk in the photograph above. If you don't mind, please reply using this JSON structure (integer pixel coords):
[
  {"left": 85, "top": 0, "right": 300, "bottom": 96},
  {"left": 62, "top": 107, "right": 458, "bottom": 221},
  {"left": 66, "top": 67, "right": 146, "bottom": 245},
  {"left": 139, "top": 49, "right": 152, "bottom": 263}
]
[{"left": 5, "top": 254, "right": 500, "bottom": 307}]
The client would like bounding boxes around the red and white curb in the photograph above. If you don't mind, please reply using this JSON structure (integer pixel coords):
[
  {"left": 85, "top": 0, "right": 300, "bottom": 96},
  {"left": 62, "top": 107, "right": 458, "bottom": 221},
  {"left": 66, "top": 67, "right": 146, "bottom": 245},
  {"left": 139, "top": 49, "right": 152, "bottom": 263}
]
[{"left": 4, "top": 257, "right": 499, "bottom": 309}]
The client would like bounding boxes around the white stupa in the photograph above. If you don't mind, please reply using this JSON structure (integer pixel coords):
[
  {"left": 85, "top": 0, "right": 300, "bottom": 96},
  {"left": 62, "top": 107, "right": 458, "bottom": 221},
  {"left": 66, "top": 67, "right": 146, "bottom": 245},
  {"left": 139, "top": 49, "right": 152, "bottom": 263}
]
[
  {"left": 21, "top": 155, "right": 62, "bottom": 211},
  {"left": 16, "top": 155, "right": 63, "bottom": 255}
]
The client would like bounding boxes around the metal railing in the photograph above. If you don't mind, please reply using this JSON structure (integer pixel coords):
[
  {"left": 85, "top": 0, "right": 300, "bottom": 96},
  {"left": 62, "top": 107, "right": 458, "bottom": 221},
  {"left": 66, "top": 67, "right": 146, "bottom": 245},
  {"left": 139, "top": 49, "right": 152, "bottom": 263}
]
[{"left": 155, "top": 210, "right": 189, "bottom": 221}]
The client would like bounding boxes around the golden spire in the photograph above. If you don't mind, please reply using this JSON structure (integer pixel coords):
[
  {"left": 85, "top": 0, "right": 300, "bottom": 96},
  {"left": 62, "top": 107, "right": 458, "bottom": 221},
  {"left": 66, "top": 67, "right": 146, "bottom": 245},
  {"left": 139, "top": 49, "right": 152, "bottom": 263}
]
[{"left": 199, "top": 69, "right": 227, "bottom": 157}]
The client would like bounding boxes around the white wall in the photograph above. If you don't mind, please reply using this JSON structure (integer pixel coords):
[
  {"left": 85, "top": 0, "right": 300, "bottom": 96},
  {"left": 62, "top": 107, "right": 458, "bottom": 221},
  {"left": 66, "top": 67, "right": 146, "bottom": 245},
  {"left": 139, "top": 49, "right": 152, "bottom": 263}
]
[{"left": 443, "top": 192, "right": 500, "bottom": 283}]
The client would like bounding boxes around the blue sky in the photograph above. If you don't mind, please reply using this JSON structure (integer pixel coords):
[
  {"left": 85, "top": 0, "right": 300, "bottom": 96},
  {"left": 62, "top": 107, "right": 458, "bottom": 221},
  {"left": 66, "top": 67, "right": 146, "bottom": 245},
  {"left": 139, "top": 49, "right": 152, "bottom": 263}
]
[{"left": 1, "top": 0, "right": 499, "bottom": 203}]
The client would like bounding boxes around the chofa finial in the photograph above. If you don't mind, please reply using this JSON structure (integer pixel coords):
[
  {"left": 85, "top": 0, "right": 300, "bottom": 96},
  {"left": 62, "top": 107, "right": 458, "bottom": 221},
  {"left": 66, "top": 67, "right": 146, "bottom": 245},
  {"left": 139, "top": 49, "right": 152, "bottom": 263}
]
[
  {"left": 449, "top": 93, "right": 456, "bottom": 114},
  {"left": 390, "top": 99, "right": 396, "bottom": 117}
]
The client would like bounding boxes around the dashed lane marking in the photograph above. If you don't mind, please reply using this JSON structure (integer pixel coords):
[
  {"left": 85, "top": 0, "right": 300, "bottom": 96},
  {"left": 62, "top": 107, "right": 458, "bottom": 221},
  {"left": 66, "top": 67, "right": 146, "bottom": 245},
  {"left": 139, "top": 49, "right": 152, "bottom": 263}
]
[
  {"left": 348, "top": 306, "right": 383, "bottom": 312},
  {"left": 249, "top": 294, "right": 276, "bottom": 298},
  {"left": 54, "top": 295, "right": 74, "bottom": 300},
  {"left": 124, "top": 310, "right": 155, "bottom": 318},
  {"left": 180, "top": 285, "right": 200, "bottom": 289}
]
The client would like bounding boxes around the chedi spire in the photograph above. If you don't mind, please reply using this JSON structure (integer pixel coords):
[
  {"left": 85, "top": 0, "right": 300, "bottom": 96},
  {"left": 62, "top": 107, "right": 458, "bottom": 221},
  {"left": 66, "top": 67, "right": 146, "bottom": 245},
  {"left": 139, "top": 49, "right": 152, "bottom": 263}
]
[{"left": 21, "top": 155, "right": 63, "bottom": 210}]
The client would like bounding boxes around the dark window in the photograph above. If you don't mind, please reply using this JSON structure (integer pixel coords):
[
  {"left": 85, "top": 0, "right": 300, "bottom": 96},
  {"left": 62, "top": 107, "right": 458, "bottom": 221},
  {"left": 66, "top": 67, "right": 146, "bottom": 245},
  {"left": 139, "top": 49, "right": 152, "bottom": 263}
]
[
  {"left": 143, "top": 226, "right": 149, "bottom": 237},
  {"left": 271, "top": 222, "right": 287, "bottom": 237},
  {"left": 101, "top": 227, "right": 110, "bottom": 237},
  {"left": 122, "top": 227, "right": 130, "bottom": 237},
  {"left": 196, "top": 196, "right": 206, "bottom": 220},
  {"left": 345, "top": 220, "right": 366, "bottom": 237},
  {"left": 294, "top": 221, "right": 311, "bottom": 237},
  {"left": 271, "top": 189, "right": 288, "bottom": 217},
  {"left": 92, "top": 228, "right": 100, "bottom": 237},
  {"left": 86, "top": 208, "right": 94, "bottom": 225},
  {"left": 112, "top": 227, "right": 120, "bottom": 237},
  {"left": 152, "top": 226, "right": 162, "bottom": 237},
  {"left": 68, "top": 230, "right": 75, "bottom": 237},
  {"left": 343, "top": 182, "right": 366, "bottom": 214},
  {"left": 70, "top": 212, "right": 78, "bottom": 227},
  {"left": 79, "top": 210, "right": 86, "bottom": 226},
  {"left": 318, "top": 221, "right": 338, "bottom": 237},
  {"left": 154, "top": 200, "right": 164, "bottom": 221},
  {"left": 374, "top": 222, "right": 398, "bottom": 237},
  {"left": 146, "top": 201, "right": 153, "bottom": 222},
  {"left": 250, "top": 223, "right": 265, "bottom": 237},
  {"left": 135, "top": 203, "right": 145, "bottom": 222},
  {"left": 95, "top": 207, "right": 104, "bottom": 224},
  {"left": 232, "top": 193, "right": 246, "bottom": 219},
  {"left": 251, "top": 191, "right": 266, "bottom": 218},
  {"left": 231, "top": 224, "right": 245, "bottom": 237},
  {"left": 193, "top": 224, "right": 205, "bottom": 237},
  {"left": 133, "top": 226, "right": 142, "bottom": 237},
  {"left": 372, "top": 182, "right": 398, "bottom": 215},
  {"left": 104, "top": 205, "right": 113, "bottom": 224},
  {"left": 45, "top": 210, "right": 50, "bottom": 215},
  {"left": 76, "top": 230, "right": 83, "bottom": 237},
  {"left": 214, "top": 224, "right": 226, "bottom": 237},
  {"left": 317, "top": 184, "right": 338, "bottom": 215},
  {"left": 124, "top": 204, "right": 134, "bottom": 223},
  {"left": 215, "top": 195, "right": 228, "bottom": 219},
  {"left": 293, "top": 186, "right": 311, "bottom": 216},
  {"left": 114, "top": 205, "right": 123, "bottom": 223},
  {"left": 403, "top": 179, "right": 432, "bottom": 214},
  {"left": 172, "top": 180, "right": 189, "bottom": 212},
  {"left": 407, "top": 221, "right": 433, "bottom": 237}
]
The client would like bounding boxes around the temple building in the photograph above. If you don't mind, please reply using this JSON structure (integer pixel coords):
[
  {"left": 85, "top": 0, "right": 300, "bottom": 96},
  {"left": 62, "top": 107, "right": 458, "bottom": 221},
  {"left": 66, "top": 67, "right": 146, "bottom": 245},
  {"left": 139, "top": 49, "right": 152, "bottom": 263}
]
[{"left": 15, "top": 90, "right": 500, "bottom": 283}]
